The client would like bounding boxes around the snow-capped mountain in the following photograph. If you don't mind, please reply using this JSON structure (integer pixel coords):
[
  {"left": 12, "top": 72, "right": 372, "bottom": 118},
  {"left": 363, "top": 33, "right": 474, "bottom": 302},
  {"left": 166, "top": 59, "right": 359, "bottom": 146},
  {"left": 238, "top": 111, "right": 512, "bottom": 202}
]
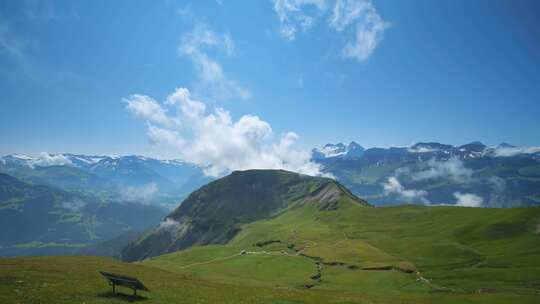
[
  {"left": 312, "top": 141, "right": 365, "bottom": 160},
  {"left": 313, "top": 141, "right": 540, "bottom": 162},
  {"left": 0, "top": 153, "right": 114, "bottom": 169},
  {"left": 0, "top": 153, "right": 209, "bottom": 209},
  {"left": 311, "top": 141, "right": 540, "bottom": 208}
]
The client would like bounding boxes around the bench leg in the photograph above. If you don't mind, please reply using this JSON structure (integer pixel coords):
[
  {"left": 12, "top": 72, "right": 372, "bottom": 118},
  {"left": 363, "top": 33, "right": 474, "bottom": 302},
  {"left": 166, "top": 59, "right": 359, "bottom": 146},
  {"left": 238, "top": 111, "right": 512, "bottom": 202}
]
[
  {"left": 133, "top": 288, "right": 137, "bottom": 296},
  {"left": 112, "top": 283, "right": 116, "bottom": 295}
]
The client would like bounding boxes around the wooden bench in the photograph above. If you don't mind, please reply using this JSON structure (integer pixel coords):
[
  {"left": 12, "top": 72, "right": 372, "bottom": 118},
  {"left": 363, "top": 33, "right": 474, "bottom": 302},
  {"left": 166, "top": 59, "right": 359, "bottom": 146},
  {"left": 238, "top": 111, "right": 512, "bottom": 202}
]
[{"left": 99, "top": 271, "right": 149, "bottom": 296}]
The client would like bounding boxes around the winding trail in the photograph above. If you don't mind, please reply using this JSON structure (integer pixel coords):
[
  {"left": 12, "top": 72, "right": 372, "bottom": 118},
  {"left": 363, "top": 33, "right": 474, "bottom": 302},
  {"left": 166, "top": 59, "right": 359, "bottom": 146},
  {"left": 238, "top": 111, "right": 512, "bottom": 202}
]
[
  {"left": 175, "top": 233, "right": 456, "bottom": 292},
  {"left": 178, "top": 253, "right": 241, "bottom": 269}
]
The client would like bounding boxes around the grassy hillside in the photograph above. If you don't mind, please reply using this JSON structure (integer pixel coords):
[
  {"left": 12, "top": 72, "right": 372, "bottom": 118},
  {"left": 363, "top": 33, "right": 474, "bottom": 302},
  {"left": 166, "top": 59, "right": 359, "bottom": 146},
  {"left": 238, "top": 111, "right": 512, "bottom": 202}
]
[
  {"left": 142, "top": 202, "right": 540, "bottom": 303},
  {"left": 0, "top": 256, "right": 355, "bottom": 304},
  {"left": 2, "top": 205, "right": 539, "bottom": 303},
  {"left": 121, "top": 169, "right": 368, "bottom": 261}
]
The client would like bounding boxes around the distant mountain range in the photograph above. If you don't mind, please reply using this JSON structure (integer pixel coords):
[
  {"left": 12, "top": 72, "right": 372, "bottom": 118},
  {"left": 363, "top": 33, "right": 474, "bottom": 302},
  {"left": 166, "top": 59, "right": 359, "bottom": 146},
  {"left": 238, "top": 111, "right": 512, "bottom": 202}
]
[
  {"left": 312, "top": 141, "right": 540, "bottom": 207},
  {"left": 2, "top": 141, "right": 539, "bottom": 210},
  {"left": 312, "top": 141, "right": 365, "bottom": 160},
  {"left": 0, "top": 153, "right": 211, "bottom": 256},
  {"left": 0, "top": 173, "right": 167, "bottom": 256},
  {"left": 312, "top": 141, "right": 539, "bottom": 161},
  {"left": 1, "top": 141, "right": 539, "bottom": 257},
  {"left": 0, "top": 153, "right": 211, "bottom": 209}
]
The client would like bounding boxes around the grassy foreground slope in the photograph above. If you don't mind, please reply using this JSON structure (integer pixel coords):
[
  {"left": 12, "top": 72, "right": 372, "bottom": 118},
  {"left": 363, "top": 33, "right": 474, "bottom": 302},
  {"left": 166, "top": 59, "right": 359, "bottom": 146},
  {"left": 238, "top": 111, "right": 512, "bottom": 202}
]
[
  {"left": 144, "top": 200, "right": 540, "bottom": 303},
  {"left": 0, "top": 256, "right": 359, "bottom": 304}
]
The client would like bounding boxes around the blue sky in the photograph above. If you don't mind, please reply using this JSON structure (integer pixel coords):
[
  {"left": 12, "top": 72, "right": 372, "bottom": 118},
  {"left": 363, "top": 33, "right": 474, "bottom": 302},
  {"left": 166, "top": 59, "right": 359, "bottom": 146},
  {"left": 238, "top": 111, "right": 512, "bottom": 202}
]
[{"left": 1, "top": 0, "right": 539, "bottom": 158}]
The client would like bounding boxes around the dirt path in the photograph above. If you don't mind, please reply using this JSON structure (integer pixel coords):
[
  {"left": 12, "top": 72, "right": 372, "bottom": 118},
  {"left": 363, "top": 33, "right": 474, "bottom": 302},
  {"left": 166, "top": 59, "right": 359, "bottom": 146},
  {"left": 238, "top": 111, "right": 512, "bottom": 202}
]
[{"left": 178, "top": 253, "right": 241, "bottom": 269}]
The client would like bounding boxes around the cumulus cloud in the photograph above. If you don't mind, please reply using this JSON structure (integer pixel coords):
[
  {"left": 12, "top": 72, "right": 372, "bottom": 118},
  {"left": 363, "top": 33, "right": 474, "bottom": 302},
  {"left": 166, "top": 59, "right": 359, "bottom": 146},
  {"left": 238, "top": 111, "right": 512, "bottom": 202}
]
[
  {"left": 270, "top": 0, "right": 388, "bottom": 62},
  {"left": 157, "top": 217, "right": 182, "bottom": 233},
  {"left": 123, "top": 94, "right": 180, "bottom": 128},
  {"left": 32, "top": 152, "right": 73, "bottom": 167},
  {"left": 179, "top": 23, "right": 250, "bottom": 101},
  {"left": 382, "top": 176, "right": 429, "bottom": 203},
  {"left": 411, "top": 157, "right": 473, "bottom": 184},
  {"left": 453, "top": 192, "right": 483, "bottom": 207},
  {"left": 119, "top": 183, "right": 159, "bottom": 203},
  {"left": 492, "top": 146, "right": 540, "bottom": 157},
  {"left": 125, "top": 87, "right": 326, "bottom": 177}
]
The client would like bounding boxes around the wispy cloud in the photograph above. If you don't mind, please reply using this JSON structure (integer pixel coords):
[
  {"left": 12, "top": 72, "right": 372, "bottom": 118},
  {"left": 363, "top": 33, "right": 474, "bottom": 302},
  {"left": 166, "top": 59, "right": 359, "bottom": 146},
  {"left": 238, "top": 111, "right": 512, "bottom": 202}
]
[
  {"left": 411, "top": 157, "right": 473, "bottom": 184},
  {"left": 382, "top": 176, "right": 429, "bottom": 203},
  {"left": 270, "top": 0, "right": 389, "bottom": 62},
  {"left": 0, "top": 17, "right": 27, "bottom": 65},
  {"left": 61, "top": 199, "right": 87, "bottom": 211},
  {"left": 119, "top": 183, "right": 159, "bottom": 204},
  {"left": 341, "top": 7, "right": 389, "bottom": 61},
  {"left": 382, "top": 157, "right": 475, "bottom": 204},
  {"left": 453, "top": 192, "right": 483, "bottom": 207},
  {"left": 0, "top": 5, "right": 78, "bottom": 84},
  {"left": 125, "top": 87, "right": 325, "bottom": 177},
  {"left": 157, "top": 217, "right": 183, "bottom": 233},
  {"left": 272, "top": 0, "right": 327, "bottom": 40},
  {"left": 492, "top": 146, "right": 540, "bottom": 157},
  {"left": 179, "top": 23, "right": 251, "bottom": 101}
]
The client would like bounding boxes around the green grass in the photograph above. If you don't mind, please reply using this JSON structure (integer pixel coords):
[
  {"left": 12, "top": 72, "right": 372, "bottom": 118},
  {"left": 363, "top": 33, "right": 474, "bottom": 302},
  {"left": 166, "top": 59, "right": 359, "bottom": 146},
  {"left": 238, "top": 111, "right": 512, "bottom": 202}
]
[
  {"left": 1, "top": 256, "right": 367, "bottom": 304},
  {"left": 2, "top": 188, "right": 540, "bottom": 303},
  {"left": 137, "top": 201, "right": 540, "bottom": 303}
]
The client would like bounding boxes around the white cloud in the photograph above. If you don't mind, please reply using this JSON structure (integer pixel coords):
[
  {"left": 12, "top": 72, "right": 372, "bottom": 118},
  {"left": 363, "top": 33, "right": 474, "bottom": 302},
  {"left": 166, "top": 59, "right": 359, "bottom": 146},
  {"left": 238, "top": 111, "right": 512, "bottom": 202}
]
[
  {"left": 270, "top": 0, "right": 388, "bottom": 62},
  {"left": 124, "top": 94, "right": 180, "bottom": 128},
  {"left": 119, "top": 183, "right": 159, "bottom": 203},
  {"left": 407, "top": 147, "right": 439, "bottom": 153},
  {"left": 453, "top": 192, "right": 483, "bottom": 207},
  {"left": 272, "top": 0, "right": 327, "bottom": 40},
  {"left": 179, "top": 23, "right": 250, "bottom": 101},
  {"left": 341, "top": 2, "right": 389, "bottom": 61},
  {"left": 32, "top": 152, "right": 73, "bottom": 167},
  {"left": 489, "top": 176, "right": 506, "bottom": 194},
  {"left": 157, "top": 217, "right": 182, "bottom": 232},
  {"left": 329, "top": 0, "right": 370, "bottom": 31},
  {"left": 61, "top": 199, "right": 87, "bottom": 211},
  {"left": 411, "top": 157, "right": 473, "bottom": 183},
  {"left": 125, "top": 87, "right": 326, "bottom": 178},
  {"left": 383, "top": 176, "right": 428, "bottom": 203},
  {"left": 146, "top": 124, "right": 185, "bottom": 150},
  {"left": 492, "top": 146, "right": 540, "bottom": 157}
]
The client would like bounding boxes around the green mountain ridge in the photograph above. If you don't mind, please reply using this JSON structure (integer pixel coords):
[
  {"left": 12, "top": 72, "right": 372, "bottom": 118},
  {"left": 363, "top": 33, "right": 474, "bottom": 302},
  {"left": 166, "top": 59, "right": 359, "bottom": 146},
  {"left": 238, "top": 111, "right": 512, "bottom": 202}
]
[{"left": 121, "top": 169, "right": 369, "bottom": 261}]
